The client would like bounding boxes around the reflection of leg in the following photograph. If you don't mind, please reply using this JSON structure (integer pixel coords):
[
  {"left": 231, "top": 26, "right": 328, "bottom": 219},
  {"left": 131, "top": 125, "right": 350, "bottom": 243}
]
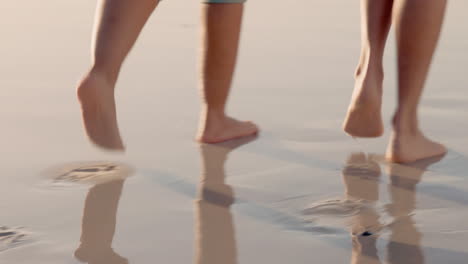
[
  {"left": 385, "top": 159, "right": 431, "bottom": 264},
  {"left": 343, "top": 0, "right": 393, "bottom": 138},
  {"left": 386, "top": 0, "right": 447, "bottom": 163},
  {"left": 197, "top": 3, "right": 258, "bottom": 144},
  {"left": 387, "top": 184, "right": 423, "bottom": 264},
  {"left": 74, "top": 180, "right": 127, "bottom": 264},
  {"left": 343, "top": 153, "right": 382, "bottom": 264},
  {"left": 351, "top": 236, "right": 382, "bottom": 264},
  {"left": 387, "top": 217, "right": 423, "bottom": 264},
  {"left": 195, "top": 200, "right": 237, "bottom": 264},
  {"left": 195, "top": 144, "right": 243, "bottom": 264},
  {"left": 77, "top": 0, "right": 159, "bottom": 150}
]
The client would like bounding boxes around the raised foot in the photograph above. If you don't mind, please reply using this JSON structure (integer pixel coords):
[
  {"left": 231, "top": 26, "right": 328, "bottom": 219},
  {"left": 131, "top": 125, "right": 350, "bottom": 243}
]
[
  {"left": 77, "top": 72, "right": 125, "bottom": 151},
  {"left": 343, "top": 103, "right": 384, "bottom": 138},
  {"left": 197, "top": 116, "right": 259, "bottom": 144},
  {"left": 343, "top": 68, "right": 384, "bottom": 138},
  {"left": 386, "top": 131, "right": 447, "bottom": 164}
]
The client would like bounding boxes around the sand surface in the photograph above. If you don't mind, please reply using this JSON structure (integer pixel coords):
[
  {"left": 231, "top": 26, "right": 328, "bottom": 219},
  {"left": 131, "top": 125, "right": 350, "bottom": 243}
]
[{"left": 1, "top": 0, "right": 468, "bottom": 263}]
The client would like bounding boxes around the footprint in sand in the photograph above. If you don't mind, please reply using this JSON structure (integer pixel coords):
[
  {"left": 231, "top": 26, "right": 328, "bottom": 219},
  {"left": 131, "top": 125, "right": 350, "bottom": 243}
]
[
  {"left": 45, "top": 161, "right": 134, "bottom": 186},
  {"left": 0, "top": 226, "right": 31, "bottom": 252},
  {"left": 302, "top": 199, "right": 372, "bottom": 218}
]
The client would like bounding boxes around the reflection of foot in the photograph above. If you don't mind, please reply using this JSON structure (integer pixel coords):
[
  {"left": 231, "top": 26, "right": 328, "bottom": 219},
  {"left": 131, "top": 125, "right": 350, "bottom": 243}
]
[
  {"left": 343, "top": 153, "right": 381, "bottom": 202},
  {"left": 197, "top": 115, "right": 258, "bottom": 144},
  {"left": 199, "top": 133, "right": 257, "bottom": 165},
  {"left": 386, "top": 131, "right": 447, "bottom": 164},
  {"left": 385, "top": 152, "right": 444, "bottom": 217},
  {"left": 201, "top": 183, "right": 235, "bottom": 208},
  {"left": 75, "top": 245, "right": 128, "bottom": 264},
  {"left": 198, "top": 134, "right": 256, "bottom": 205},
  {"left": 77, "top": 71, "right": 125, "bottom": 151},
  {"left": 343, "top": 67, "right": 384, "bottom": 138}
]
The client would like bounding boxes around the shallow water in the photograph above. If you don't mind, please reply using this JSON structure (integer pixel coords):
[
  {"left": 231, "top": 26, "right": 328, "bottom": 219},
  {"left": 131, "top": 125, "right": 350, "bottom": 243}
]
[{"left": 1, "top": 0, "right": 468, "bottom": 263}]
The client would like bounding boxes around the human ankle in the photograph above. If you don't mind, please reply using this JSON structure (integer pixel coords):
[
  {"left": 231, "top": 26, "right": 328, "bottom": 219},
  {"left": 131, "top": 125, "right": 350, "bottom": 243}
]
[
  {"left": 89, "top": 65, "right": 120, "bottom": 86},
  {"left": 356, "top": 47, "right": 384, "bottom": 79},
  {"left": 392, "top": 111, "right": 420, "bottom": 135},
  {"left": 355, "top": 62, "right": 383, "bottom": 83},
  {"left": 202, "top": 106, "right": 226, "bottom": 121}
]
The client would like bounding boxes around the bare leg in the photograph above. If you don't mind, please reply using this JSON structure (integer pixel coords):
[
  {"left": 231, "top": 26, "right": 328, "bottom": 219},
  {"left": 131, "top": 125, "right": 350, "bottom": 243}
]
[
  {"left": 197, "top": 3, "right": 258, "bottom": 144},
  {"left": 343, "top": 0, "right": 393, "bottom": 138},
  {"left": 386, "top": 0, "right": 447, "bottom": 163},
  {"left": 77, "top": 0, "right": 159, "bottom": 150}
]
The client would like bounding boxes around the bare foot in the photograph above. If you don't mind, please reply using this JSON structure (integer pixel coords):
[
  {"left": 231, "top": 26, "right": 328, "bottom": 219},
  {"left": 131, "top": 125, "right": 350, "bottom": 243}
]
[
  {"left": 386, "top": 131, "right": 447, "bottom": 164},
  {"left": 343, "top": 66, "right": 384, "bottom": 138},
  {"left": 197, "top": 115, "right": 259, "bottom": 144},
  {"left": 77, "top": 71, "right": 125, "bottom": 151}
]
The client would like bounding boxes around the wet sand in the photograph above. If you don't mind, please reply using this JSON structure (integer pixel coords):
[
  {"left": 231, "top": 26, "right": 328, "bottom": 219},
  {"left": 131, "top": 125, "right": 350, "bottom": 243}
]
[{"left": 1, "top": 0, "right": 468, "bottom": 263}]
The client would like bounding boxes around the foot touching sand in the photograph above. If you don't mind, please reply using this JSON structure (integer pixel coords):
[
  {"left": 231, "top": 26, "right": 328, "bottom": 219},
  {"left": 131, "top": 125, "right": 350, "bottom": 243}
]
[
  {"left": 197, "top": 115, "right": 258, "bottom": 144},
  {"left": 343, "top": 66, "right": 384, "bottom": 138},
  {"left": 386, "top": 131, "right": 447, "bottom": 164},
  {"left": 77, "top": 71, "right": 125, "bottom": 151}
]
